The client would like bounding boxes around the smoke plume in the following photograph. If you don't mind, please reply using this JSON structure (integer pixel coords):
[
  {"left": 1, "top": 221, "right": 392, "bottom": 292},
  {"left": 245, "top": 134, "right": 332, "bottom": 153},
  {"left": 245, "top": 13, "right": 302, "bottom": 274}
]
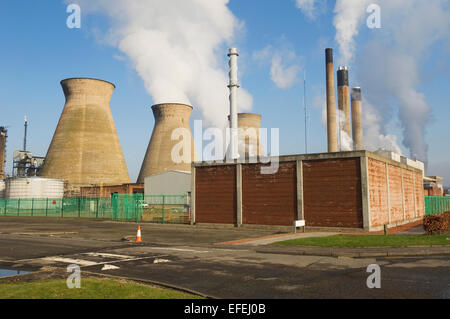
[
  {"left": 298, "top": 0, "right": 450, "bottom": 164},
  {"left": 68, "top": 0, "right": 253, "bottom": 128}
]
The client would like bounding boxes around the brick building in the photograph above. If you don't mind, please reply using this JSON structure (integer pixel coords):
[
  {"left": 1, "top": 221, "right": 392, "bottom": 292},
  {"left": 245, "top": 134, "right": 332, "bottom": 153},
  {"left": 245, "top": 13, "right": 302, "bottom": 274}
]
[{"left": 191, "top": 151, "right": 424, "bottom": 232}]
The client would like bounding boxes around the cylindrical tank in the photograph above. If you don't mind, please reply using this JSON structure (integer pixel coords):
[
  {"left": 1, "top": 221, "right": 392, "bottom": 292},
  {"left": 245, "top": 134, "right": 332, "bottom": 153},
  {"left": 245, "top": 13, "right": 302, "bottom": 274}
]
[
  {"left": 137, "top": 103, "right": 197, "bottom": 183},
  {"left": 325, "top": 49, "right": 338, "bottom": 153},
  {"left": 39, "top": 78, "right": 130, "bottom": 187},
  {"left": 5, "top": 177, "right": 64, "bottom": 199},
  {"left": 0, "top": 180, "right": 5, "bottom": 198}
]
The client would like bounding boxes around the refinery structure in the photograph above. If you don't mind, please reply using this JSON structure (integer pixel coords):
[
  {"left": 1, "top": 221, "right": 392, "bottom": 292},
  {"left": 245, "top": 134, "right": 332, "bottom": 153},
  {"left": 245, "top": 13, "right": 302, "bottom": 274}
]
[{"left": 0, "top": 47, "right": 444, "bottom": 232}]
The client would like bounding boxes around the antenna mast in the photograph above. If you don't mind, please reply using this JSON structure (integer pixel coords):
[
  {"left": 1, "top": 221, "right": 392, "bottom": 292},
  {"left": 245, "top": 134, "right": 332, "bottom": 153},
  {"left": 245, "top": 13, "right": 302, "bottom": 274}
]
[
  {"left": 24, "top": 116, "right": 28, "bottom": 151},
  {"left": 304, "top": 70, "right": 308, "bottom": 154}
]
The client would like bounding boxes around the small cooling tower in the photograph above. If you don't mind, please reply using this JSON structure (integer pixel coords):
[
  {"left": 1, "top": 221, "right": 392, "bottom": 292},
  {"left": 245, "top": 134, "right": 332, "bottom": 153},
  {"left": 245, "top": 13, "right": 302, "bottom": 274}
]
[
  {"left": 39, "top": 78, "right": 130, "bottom": 186},
  {"left": 227, "top": 113, "right": 265, "bottom": 159},
  {"left": 137, "top": 103, "right": 197, "bottom": 183}
]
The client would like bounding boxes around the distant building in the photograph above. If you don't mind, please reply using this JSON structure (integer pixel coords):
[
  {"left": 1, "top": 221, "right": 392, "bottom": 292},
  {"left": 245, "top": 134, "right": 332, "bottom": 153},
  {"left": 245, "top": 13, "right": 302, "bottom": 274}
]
[
  {"left": 80, "top": 183, "right": 144, "bottom": 198},
  {"left": 144, "top": 171, "right": 191, "bottom": 196},
  {"left": 424, "top": 176, "right": 444, "bottom": 196}
]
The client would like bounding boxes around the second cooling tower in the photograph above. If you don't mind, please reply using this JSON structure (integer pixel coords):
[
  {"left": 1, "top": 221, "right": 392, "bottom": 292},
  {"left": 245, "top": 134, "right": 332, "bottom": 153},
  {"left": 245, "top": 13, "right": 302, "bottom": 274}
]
[
  {"left": 39, "top": 78, "right": 130, "bottom": 186},
  {"left": 137, "top": 103, "right": 197, "bottom": 183}
]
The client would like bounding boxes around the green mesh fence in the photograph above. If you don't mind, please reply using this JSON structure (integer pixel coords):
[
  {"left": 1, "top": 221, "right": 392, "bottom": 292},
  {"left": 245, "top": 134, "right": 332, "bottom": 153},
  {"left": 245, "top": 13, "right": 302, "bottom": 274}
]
[
  {"left": 425, "top": 196, "right": 450, "bottom": 216},
  {"left": 0, "top": 194, "right": 190, "bottom": 224}
]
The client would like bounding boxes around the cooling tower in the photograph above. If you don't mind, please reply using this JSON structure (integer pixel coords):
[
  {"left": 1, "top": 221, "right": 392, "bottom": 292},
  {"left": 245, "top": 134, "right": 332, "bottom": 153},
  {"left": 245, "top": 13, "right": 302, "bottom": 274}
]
[
  {"left": 337, "top": 66, "right": 351, "bottom": 138},
  {"left": 39, "top": 78, "right": 130, "bottom": 186},
  {"left": 137, "top": 103, "right": 197, "bottom": 183},
  {"left": 351, "top": 87, "right": 364, "bottom": 150},
  {"left": 325, "top": 49, "right": 338, "bottom": 153},
  {"left": 226, "top": 113, "right": 265, "bottom": 159}
]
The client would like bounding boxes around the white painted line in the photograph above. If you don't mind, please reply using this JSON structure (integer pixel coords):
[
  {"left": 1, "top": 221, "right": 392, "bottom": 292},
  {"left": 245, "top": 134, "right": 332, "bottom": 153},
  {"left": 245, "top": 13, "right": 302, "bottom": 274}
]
[
  {"left": 41, "top": 257, "right": 98, "bottom": 266},
  {"left": 84, "top": 253, "right": 133, "bottom": 259},
  {"left": 149, "top": 247, "right": 210, "bottom": 253},
  {"left": 101, "top": 264, "right": 120, "bottom": 271},
  {"left": 153, "top": 259, "right": 170, "bottom": 264}
]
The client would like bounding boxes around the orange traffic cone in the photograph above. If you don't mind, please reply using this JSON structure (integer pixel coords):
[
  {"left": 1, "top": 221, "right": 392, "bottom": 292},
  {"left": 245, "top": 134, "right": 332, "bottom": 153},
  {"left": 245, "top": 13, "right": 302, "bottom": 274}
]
[{"left": 136, "top": 226, "right": 143, "bottom": 242}]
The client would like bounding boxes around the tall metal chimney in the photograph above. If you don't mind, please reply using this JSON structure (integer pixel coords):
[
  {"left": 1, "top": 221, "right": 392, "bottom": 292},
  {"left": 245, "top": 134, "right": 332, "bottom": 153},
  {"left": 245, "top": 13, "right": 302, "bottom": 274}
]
[
  {"left": 325, "top": 48, "right": 338, "bottom": 153},
  {"left": 337, "top": 66, "right": 351, "bottom": 143},
  {"left": 228, "top": 48, "right": 239, "bottom": 160},
  {"left": 137, "top": 103, "right": 197, "bottom": 183},
  {"left": 0, "top": 127, "right": 7, "bottom": 179},
  {"left": 39, "top": 78, "right": 130, "bottom": 186},
  {"left": 23, "top": 116, "right": 28, "bottom": 151},
  {"left": 351, "top": 87, "right": 364, "bottom": 150}
]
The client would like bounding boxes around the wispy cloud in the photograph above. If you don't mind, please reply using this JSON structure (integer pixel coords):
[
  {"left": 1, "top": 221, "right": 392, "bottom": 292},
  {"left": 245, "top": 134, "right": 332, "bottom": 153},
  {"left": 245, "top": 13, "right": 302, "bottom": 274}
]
[{"left": 254, "top": 45, "right": 302, "bottom": 90}]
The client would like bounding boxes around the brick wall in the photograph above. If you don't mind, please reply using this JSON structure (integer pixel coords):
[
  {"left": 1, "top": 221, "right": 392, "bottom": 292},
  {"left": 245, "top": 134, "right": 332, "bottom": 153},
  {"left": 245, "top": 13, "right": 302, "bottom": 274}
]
[
  {"left": 303, "top": 158, "right": 363, "bottom": 228},
  {"left": 242, "top": 162, "right": 297, "bottom": 226},
  {"left": 368, "top": 157, "right": 424, "bottom": 228},
  {"left": 195, "top": 165, "right": 237, "bottom": 224},
  {"left": 368, "top": 159, "right": 389, "bottom": 227},
  {"left": 388, "top": 165, "right": 404, "bottom": 223}
]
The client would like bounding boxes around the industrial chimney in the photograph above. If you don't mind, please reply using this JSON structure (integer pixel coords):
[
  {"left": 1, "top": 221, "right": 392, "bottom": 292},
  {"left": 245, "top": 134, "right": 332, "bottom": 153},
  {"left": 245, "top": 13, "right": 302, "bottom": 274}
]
[
  {"left": 337, "top": 66, "right": 351, "bottom": 145},
  {"left": 351, "top": 87, "right": 364, "bottom": 150},
  {"left": 39, "top": 78, "right": 130, "bottom": 186},
  {"left": 325, "top": 49, "right": 338, "bottom": 153},
  {"left": 0, "top": 127, "right": 7, "bottom": 179},
  {"left": 228, "top": 48, "right": 239, "bottom": 160},
  {"left": 137, "top": 103, "right": 197, "bottom": 183}
]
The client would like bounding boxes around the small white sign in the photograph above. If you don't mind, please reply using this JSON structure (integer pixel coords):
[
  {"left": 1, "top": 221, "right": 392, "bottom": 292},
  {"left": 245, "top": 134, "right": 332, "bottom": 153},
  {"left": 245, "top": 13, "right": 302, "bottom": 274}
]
[{"left": 295, "top": 220, "right": 305, "bottom": 227}]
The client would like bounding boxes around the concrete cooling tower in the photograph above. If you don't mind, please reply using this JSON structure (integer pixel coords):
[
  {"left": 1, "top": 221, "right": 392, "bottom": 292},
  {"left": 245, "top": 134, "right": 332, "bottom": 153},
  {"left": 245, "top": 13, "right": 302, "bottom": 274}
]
[
  {"left": 39, "top": 78, "right": 130, "bottom": 186},
  {"left": 227, "top": 113, "right": 265, "bottom": 159},
  {"left": 137, "top": 103, "right": 197, "bottom": 183}
]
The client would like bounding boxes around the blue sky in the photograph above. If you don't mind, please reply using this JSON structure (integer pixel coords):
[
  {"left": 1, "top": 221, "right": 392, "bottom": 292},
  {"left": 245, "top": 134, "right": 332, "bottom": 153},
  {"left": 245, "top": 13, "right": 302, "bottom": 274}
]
[{"left": 0, "top": 0, "right": 449, "bottom": 185}]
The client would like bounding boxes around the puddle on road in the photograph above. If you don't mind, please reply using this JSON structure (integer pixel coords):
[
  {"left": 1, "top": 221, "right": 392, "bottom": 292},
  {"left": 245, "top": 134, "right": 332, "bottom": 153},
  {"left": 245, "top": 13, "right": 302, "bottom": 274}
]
[{"left": 0, "top": 269, "right": 30, "bottom": 278}]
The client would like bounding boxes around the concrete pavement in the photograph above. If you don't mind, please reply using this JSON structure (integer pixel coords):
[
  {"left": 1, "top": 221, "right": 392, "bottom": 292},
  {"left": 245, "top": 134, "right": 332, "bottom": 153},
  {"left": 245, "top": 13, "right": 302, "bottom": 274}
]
[{"left": 0, "top": 217, "right": 449, "bottom": 299}]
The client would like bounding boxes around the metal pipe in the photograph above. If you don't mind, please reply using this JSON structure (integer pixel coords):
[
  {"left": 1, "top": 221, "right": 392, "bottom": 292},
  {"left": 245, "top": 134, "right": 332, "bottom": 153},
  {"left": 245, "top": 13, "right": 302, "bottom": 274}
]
[
  {"left": 23, "top": 116, "right": 28, "bottom": 151},
  {"left": 325, "top": 48, "right": 338, "bottom": 153},
  {"left": 228, "top": 48, "right": 240, "bottom": 160}
]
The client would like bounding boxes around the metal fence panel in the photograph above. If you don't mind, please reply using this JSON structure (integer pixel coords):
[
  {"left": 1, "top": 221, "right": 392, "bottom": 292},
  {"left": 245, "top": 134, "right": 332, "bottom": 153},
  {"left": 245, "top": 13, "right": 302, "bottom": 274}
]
[
  {"left": 425, "top": 196, "right": 450, "bottom": 215},
  {"left": 0, "top": 194, "right": 190, "bottom": 224}
]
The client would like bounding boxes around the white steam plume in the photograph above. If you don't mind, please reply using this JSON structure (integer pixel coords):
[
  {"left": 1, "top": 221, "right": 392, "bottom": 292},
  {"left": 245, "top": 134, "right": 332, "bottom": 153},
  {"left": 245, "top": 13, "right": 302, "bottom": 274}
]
[
  {"left": 333, "top": 0, "right": 371, "bottom": 66},
  {"left": 295, "top": 0, "right": 327, "bottom": 20},
  {"left": 69, "top": 0, "right": 253, "bottom": 128},
  {"left": 297, "top": 0, "right": 450, "bottom": 164}
]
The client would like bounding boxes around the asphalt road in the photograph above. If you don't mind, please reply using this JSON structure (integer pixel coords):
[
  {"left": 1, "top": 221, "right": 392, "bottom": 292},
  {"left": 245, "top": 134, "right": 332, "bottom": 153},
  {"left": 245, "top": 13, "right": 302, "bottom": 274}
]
[{"left": 0, "top": 217, "right": 449, "bottom": 299}]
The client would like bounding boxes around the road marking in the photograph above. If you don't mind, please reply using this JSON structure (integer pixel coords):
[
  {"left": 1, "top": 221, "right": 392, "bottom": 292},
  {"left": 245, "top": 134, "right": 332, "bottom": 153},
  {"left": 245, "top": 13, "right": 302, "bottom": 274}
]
[
  {"left": 41, "top": 257, "right": 98, "bottom": 266},
  {"left": 153, "top": 259, "right": 170, "bottom": 264},
  {"left": 149, "top": 247, "right": 210, "bottom": 253},
  {"left": 101, "top": 264, "right": 120, "bottom": 271},
  {"left": 83, "top": 253, "right": 133, "bottom": 259}
]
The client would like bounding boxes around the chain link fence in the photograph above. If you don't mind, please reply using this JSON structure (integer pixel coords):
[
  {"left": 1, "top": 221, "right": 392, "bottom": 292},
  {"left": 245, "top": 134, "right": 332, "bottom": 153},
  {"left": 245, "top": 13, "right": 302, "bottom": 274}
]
[{"left": 0, "top": 194, "right": 190, "bottom": 224}]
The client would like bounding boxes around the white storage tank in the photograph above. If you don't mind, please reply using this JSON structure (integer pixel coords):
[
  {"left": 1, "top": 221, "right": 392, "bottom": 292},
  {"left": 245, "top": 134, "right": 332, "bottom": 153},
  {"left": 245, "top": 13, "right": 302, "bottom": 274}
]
[
  {"left": 5, "top": 177, "right": 64, "bottom": 199},
  {"left": 0, "top": 180, "right": 5, "bottom": 198}
]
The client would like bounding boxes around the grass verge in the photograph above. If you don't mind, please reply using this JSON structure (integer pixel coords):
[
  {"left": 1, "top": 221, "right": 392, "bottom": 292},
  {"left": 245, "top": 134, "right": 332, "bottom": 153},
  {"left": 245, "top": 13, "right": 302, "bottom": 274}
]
[
  {"left": 0, "top": 278, "right": 203, "bottom": 299},
  {"left": 273, "top": 234, "right": 450, "bottom": 247}
]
